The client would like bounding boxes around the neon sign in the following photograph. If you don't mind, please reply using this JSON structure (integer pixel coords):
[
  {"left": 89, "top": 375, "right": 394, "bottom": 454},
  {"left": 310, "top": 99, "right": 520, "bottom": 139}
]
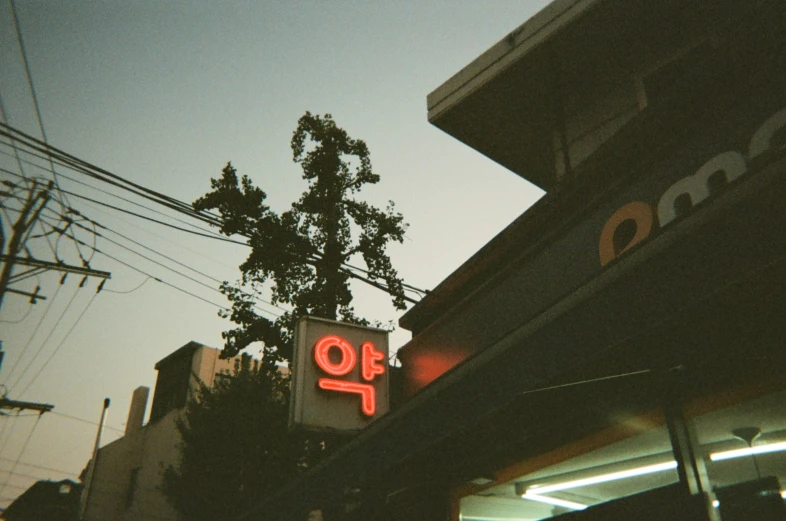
[{"left": 314, "top": 335, "right": 386, "bottom": 416}]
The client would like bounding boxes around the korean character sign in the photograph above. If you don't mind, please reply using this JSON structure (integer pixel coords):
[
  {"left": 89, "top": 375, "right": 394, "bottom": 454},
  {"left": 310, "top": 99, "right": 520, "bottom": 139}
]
[{"left": 289, "top": 316, "right": 390, "bottom": 432}]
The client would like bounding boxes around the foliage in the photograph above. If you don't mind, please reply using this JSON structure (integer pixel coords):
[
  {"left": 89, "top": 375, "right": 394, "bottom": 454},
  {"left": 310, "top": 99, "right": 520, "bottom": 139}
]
[
  {"left": 164, "top": 113, "right": 408, "bottom": 519},
  {"left": 193, "top": 111, "right": 408, "bottom": 361},
  {"left": 161, "top": 357, "right": 320, "bottom": 521}
]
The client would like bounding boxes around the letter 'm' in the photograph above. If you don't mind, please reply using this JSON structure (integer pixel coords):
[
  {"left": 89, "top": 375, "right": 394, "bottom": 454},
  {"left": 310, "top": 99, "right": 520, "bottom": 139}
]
[{"left": 657, "top": 151, "right": 747, "bottom": 227}]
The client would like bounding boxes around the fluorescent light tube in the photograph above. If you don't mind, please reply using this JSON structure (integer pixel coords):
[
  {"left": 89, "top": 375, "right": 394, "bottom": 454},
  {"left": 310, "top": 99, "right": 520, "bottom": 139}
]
[
  {"left": 709, "top": 440, "right": 786, "bottom": 461},
  {"left": 461, "top": 517, "right": 534, "bottom": 521},
  {"left": 525, "top": 461, "right": 677, "bottom": 494},
  {"left": 522, "top": 493, "right": 587, "bottom": 511}
]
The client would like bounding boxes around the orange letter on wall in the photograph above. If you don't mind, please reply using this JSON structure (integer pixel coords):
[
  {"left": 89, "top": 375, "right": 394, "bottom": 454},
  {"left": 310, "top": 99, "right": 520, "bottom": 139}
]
[{"left": 599, "top": 201, "right": 655, "bottom": 266}]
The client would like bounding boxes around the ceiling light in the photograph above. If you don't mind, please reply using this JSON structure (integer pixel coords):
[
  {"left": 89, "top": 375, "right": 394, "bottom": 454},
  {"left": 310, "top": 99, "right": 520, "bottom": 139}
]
[
  {"left": 467, "top": 476, "right": 495, "bottom": 486},
  {"left": 522, "top": 493, "right": 587, "bottom": 510},
  {"left": 524, "top": 461, "right": 677, "bottom": 494},
  {"left": 709, "top": 440, "right": 786, "bottom": 461}
]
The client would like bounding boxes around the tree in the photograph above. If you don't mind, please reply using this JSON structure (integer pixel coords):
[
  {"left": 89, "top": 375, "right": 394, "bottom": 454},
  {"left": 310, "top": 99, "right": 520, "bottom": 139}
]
[
  {"left": 161, "top": 356, "right": 319, "bottom": 521},
  {"left": 162, "top": 113, "right": 409, "bottom": 519},
  {"left": 193, "top": 111, "right": 408, "bottom": 362}
]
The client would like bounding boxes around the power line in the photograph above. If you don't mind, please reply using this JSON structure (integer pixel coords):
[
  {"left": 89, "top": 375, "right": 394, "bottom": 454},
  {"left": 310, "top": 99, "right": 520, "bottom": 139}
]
[
  {"left": 0, "top": 143, "right": 231, "bottom": 238},
  {"left": 0, "top": 166, "right": 244, "bottom": 249},
  {"left": 1, "top": 278, "right": 66, "bottom": 383},
  {"left": 65, "top": 213, "right": 287, "bottom": 313},
  {"left": 60, "top": 190, "right": 247, "bottom": 245},
  {"left": 6, "top": 284, "right": 83, "bottom": 392},
  {"left": 0, "top": 468, "right": 58, "bottom": 482},
  {"left": 49, "top": 411, "right": 124, "bottom": 433},
  {"left": 0, "top": 92, "right": 28, "bottom": 181},
  {"left": 33, "top": 212, "right": 282, "bottom": 318},
  {"left": 102, "top": 276, "right": 151, "bottom": 294},
  {"left": 0, "top": 418, "right": 18, "bottom": 460},
  {"left": 18, "top": 291, "right": 99, "bottom": 399},
  {"left": 0, "top": 124, "right": 222, "bottom": 226},
  {"left": 0, "top": 456, "right": 78, "bottom": 477},
  {"left": 0, "top": 412, "right": 42, "bottom": 499},
  {"left": 10, "top": 0, "right": 62, "bottom": 193},
  {"left": 4, "top": 189, "right": 257, "bottom": 317},
  {"left": 0, "top": 122, "right": 428, "bottom": 299}
]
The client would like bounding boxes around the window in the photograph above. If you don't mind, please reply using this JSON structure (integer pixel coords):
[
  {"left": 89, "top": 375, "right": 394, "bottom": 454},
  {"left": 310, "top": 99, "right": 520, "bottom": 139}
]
[
  {"left": 688, "top": 385, "right": 786, "bottom": 520},
  {"left": 126, "top": 467, "right": 140, "bottom": 509},
  {"left": 457, "top": 410, "right": 678, "bottom": 521}
]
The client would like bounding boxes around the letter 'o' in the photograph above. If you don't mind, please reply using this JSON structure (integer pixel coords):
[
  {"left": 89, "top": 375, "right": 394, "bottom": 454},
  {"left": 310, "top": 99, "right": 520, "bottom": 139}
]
[{"left": 599, "top": 201, "right": 655, "bottom": 266}]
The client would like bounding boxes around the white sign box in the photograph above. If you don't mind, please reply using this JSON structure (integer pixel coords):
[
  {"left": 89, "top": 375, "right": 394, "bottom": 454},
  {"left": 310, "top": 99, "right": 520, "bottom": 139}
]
[{"left": 289, "top": 316, "right": 389, "bottom": 432}]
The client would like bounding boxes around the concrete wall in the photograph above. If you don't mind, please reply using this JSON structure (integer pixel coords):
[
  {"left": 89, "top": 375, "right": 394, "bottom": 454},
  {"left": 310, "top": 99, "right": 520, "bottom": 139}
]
[{"left": 84, "top": 344, "right": 239, "bottom": 521}]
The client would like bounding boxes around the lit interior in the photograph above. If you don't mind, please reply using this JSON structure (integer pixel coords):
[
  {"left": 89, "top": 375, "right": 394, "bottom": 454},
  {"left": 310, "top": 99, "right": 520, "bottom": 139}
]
[{"left": 459, "top": 389, "right": 786, "bottom": 521}]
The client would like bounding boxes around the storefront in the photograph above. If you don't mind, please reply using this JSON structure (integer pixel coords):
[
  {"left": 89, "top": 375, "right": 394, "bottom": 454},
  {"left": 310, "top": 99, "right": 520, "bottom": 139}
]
[{"left": 243, "top": 1, "right": 786, "bottom": 520}]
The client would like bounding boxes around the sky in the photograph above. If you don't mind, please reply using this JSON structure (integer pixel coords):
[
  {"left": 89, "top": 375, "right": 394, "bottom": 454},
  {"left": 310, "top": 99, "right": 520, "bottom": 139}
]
[{"left": 0, "top": 0, "right": 549, "bottom": 507}]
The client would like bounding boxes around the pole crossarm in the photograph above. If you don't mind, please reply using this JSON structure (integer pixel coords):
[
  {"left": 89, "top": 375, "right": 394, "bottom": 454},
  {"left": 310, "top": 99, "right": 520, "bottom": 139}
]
[
  {"left": 4, "top": 287, "right": 45, "bottom": 303},
  {"left": 0, "top": 398, "right": 54, "bottom": 413},
  {"left": 0, "top": 255, "right": 111, "bottom": 279}
]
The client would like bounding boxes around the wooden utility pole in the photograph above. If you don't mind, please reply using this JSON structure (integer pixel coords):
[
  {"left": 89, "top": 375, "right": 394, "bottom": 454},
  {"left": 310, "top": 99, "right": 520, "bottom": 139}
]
[
  {"left": 0, "top": 180, "right": 52, "bottom": 310},
  {"left": 0, "top": 180, "right": 110, "bottom": 310}
]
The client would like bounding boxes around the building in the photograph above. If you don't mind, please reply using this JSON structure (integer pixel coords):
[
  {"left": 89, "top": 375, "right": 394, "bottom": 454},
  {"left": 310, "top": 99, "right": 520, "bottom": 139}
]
[
  {"left": 242, "top": 1, "right": 786, "bottom": 520},
  {"left": 1, "top": 479, "right": 81, "bottom": 521},
  {"left": 82, "top": 341, "right": 239, "bottom": 521}
]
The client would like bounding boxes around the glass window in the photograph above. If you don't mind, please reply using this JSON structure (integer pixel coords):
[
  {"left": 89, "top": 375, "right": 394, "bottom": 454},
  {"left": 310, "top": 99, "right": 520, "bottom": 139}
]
[
  {"left": 689, "top": 387, "right": 786, "bottom": 520},
  {"left": 458, "top": 411, "right": 679, "bottom": 521}
]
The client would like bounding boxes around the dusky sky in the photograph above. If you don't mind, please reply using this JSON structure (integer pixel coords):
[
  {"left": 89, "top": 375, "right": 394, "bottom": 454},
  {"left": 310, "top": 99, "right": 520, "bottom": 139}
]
[{"left": 0, "top": 0, "right": 548, "bottom": 506}]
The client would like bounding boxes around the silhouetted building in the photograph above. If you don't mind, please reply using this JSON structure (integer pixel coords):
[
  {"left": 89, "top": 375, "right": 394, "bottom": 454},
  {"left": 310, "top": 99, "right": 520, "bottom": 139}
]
[
  {"left": 82, "top": 341, "right": 239, "bottom": 521},
  {"left": 2, "top": 479, "right": 81, "bottom": 521},
  {"left": 243, "top": 1, "right": 786, "bottom": 520}
]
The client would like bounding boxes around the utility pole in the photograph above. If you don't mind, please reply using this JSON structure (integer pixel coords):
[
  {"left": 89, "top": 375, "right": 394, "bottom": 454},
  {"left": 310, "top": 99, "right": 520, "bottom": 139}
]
[
  {"left": 0, "top": 180, "right": 111, "bottom": 310},
  {"left": 0, "top": 179, "right": 52, "bottom": 309},
  {"left": 78, "top": 397, "right": 109, "bottom": 521}
]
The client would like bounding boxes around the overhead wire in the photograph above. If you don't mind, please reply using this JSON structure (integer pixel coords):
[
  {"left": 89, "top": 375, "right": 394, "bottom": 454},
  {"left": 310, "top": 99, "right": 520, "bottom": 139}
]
[
  {"left": 0, "top": 187, "right": 253, "bottom": 317},
  {"left": 6, "top": 282, "right": 83, "bottom": 392},
  {"left": 101, "top": 275, "right": 151, "bottom": 294},
  {"left": 18, "top": 290, "right": 100, "bottom": 399},
  {"left": 0, "top": 162, "right": 243, "bottom": 246},
  {"left": 0, "top": 122, "right": 428, "bottom": 300},
  {"left": 0, "top": 124, "right": 222, "bottom": 226},
  {"left": 0, "top": 456, "right": 78, "bottom": 477},
  {"left": 29, "top": 196, "right": 284, "bottom": 315},
  {"left": 9, "top": 0, "right": 61, "bottom": 193},
  {"left": 48, "top": 411, "right": 124, "bottom": 433},
  {"left": 0, "top": 416, "right": 17, "bottom": 459},
  {"left": 73, "top": 196, "right": 240, "bottom": 272},
  {"left": 7, "top": 4, "right": 91, "bottom": 265},
  {"left": 1, "top": 274, "right": 66, "bottom": 382},
  {"left": 0, "top": 412, "right": 42, "bottom": 498},
  {"left": 38, "top": 213, "right": 281, "bottom": 318},
  {"left": 0, "top": 92, "right": 28, "bottom": 181},
  {"left": 0, "top": 274, "right": 38, "bottom": 324},
  {"left": 0, "top": 144, "right": 237, "bottom": 239},
  {"left": 2, "top": 191, "right": 237, "bottom": 315},
  {"left": 65, "top": 211, "right": 287, "bottom": 312}
]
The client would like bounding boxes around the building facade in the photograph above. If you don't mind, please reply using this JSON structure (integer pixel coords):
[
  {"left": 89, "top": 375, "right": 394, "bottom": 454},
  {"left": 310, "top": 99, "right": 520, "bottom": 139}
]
[
  {"left": 82, "top": 342, "right": 238, "bottom": 521},
  {"left": 242, "top": 1, "right": 786, "bottom": 520}
]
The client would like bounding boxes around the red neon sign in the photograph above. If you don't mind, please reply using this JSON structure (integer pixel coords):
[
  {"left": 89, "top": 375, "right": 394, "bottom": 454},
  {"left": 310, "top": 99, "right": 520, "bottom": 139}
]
[
  {"left": 362, "top": 342, "right": 385, "bottom": 381},
  {"left": 314, "top": 335, "right": 356, "bottom": 376},
  {"left": 313, "top": 335, "right": 385, "bottom": 417},
  {"left": 317, "top": 379, "right": 376, "bottom": 416}
]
